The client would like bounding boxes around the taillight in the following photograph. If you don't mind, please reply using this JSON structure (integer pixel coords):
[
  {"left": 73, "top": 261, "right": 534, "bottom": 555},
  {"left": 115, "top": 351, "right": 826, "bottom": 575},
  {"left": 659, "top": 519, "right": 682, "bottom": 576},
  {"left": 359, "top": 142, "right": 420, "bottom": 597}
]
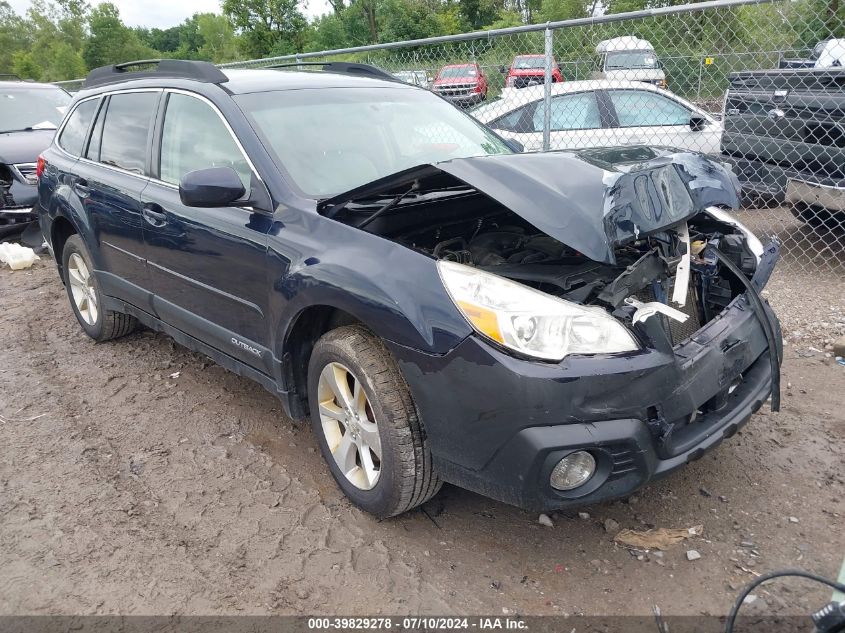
[
  {"left": 36, "top": 155, "right": 46, "bottom": 180},
  {"left": 474, "top": 83, "right": 483, "bottom": 93}
]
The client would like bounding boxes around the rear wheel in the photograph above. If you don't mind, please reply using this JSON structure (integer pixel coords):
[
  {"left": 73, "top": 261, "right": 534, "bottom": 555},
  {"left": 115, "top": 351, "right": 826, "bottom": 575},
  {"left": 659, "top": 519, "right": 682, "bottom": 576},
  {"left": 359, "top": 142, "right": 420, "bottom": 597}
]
[
  {"left": 62, "top": 235, "right": 137, "bottom": 342},
  {"left": 307, "top": 325, "right": 441, "bottom": 517}
]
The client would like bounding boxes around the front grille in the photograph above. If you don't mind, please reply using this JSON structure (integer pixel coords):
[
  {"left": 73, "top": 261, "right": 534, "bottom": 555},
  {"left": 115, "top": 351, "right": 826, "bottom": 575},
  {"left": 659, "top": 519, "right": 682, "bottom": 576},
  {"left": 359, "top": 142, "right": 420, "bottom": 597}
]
[
  {"left": 13, "top": 163, "right": 37, "bottom": 185},
  {"left": 637, "top": 277, "right": 703, "bottom": 345}
]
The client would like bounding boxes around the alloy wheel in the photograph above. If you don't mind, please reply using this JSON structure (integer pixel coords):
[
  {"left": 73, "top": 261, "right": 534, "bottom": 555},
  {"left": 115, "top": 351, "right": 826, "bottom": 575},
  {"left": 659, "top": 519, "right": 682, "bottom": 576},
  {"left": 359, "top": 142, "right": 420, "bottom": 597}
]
[
  {"left": 67, "top": 252, "right": 98, "bottom": 326},
  {"left": 317, "top": 361, "right": 382, "bottom": 490}
]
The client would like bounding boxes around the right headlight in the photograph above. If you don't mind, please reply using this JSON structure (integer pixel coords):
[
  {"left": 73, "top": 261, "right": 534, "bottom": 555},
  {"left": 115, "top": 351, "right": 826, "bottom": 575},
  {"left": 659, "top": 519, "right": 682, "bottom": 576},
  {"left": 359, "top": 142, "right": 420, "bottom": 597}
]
[{"left": 438, "top": 261, "right": 639, "bottom": 361}]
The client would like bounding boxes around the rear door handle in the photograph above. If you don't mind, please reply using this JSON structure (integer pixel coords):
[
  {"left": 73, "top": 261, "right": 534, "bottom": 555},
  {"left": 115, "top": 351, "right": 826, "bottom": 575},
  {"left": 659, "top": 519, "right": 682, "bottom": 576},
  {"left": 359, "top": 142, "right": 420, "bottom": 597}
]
[
  {"left": 141, "top": 204, "right": 168, "bottom": 227},
  {"left": 73, "top": 178, "right": 90, "bottom": 198}
]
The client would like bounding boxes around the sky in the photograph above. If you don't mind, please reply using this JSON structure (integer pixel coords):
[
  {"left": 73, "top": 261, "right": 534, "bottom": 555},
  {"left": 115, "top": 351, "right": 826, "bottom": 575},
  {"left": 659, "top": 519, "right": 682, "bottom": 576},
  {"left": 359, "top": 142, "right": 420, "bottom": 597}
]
[{"left": 7, "top": 0, "right": 332, "bottom": 28}]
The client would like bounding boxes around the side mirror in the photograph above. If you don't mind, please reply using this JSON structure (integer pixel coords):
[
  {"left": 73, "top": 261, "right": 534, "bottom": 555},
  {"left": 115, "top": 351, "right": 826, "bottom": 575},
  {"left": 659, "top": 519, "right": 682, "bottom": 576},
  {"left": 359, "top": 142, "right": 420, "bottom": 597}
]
[
  {"left": 179, "top": 167, "right": 246, "bottom": 208},
  {"left": 505, "top": 139, "right": 524, "bottom": 153},
  {"left": 499, "top": 65, "right": 508, "bottom": 74},
  {"left": 689, "top": 115, "right": 708, "bottom": 132}
]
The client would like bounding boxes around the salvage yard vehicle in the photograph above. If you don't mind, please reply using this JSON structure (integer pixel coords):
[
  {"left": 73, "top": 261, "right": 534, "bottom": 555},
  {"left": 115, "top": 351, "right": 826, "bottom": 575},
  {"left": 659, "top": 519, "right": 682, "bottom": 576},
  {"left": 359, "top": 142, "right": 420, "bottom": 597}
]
[
  {"left": 721, "top": 66, "right": 845, "bottom": 225},
  {"left": 432, "top": 63, "right": 488, "bottom": 107},
  {"left": 1, "top": 76, "right": 70, "bottom": 239},
  {"left": 38, "top": 60, "right": 781, "bottom": 518},
  {"left": 504, "top": 54, "right": 564, "bottom": 88},
  {"left": 593, "top": 36, "right": 667, "bottom": 88},
  {"left": 472, "top": 79, "right": 721, "bottom": 154}
]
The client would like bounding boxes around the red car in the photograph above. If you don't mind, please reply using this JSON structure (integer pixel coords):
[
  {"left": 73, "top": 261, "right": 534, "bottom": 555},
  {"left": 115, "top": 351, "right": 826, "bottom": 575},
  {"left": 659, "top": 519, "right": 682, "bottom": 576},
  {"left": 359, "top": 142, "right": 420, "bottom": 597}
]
[
  {"left": 505, "top": 54, "right": 564, "bottom": 88},
  {"left": 432, "top": 63, "right": 488, "bottom": 107}
]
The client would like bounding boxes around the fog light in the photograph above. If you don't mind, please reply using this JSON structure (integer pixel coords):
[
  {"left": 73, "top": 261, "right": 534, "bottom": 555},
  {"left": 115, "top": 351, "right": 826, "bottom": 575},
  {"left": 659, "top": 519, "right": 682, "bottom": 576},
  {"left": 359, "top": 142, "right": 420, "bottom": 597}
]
[{"left": 550, "top": 451, "right": 596, "bottom": 491}]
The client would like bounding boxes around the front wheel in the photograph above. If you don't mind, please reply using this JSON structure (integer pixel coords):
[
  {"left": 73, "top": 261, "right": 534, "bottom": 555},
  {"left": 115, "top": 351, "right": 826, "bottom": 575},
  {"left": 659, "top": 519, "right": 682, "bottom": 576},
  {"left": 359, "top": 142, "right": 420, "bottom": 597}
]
[{"left": 307, "top": 325, "right": 441, "bottom": 517}]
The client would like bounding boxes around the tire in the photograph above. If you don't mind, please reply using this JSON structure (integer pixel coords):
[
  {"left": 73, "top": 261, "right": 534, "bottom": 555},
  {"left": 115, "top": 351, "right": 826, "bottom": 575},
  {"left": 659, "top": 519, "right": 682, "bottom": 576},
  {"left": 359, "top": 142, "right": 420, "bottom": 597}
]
[
  {"left": 307, "top": 325, "right": 441, "bottom": 517},
  {"left": 62, "top": 235, "right": 137, "bottom": 342}
]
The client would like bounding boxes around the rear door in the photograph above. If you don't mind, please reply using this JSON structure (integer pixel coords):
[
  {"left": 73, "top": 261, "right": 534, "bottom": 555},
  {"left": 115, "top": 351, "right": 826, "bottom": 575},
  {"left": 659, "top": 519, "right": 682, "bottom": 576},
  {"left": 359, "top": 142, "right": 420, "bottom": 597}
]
[
  {"left": 73, "top": 90, "right": 159, "bottom": 299},
  {"left": 141, "top": 90, "right": 273, "bottom": 372}
]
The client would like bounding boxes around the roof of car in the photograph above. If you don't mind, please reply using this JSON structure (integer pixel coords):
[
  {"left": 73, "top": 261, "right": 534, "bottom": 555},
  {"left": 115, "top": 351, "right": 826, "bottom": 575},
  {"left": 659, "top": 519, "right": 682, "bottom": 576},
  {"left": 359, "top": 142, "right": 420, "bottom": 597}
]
[
  {"left": 0, "top": 80, "right": 66, "bottom": 90},
  {"left": 73, "top": 67, "right": 415, "bottom": 98}
]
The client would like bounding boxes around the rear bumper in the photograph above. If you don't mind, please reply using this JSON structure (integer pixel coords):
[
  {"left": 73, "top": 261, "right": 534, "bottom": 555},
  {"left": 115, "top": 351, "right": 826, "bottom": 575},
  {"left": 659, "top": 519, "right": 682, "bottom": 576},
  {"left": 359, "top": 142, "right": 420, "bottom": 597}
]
[
  {"left": 389, "top": 251, "right": 781, "bottom": 511},
  {"left": 723, "top": 155, "right": 845, "bottom": 210},
  {"left": 0, "top": 207, "right": 37, "bottom": 238}
]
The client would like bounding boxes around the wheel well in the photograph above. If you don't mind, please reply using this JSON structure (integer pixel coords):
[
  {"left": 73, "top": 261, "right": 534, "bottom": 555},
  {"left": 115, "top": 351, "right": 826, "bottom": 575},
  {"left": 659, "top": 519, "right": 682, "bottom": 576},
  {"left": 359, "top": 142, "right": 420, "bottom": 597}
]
[
  {"left": 51, "top": 216, "right": 77, "bottom": 278},
  {"left": 285, "top": 306, "right": 362, "bottom": 417}
]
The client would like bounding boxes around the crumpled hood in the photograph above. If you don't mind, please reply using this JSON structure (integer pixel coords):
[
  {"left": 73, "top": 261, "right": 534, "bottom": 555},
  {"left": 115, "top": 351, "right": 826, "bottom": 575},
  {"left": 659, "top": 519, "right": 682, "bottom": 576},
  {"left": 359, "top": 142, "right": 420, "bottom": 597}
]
[
  {"left": 319, "top": 147, "right": 740, "bottom": 265},
  {"left": 0, "top": 129, "right": 55, "bottom": 165}
]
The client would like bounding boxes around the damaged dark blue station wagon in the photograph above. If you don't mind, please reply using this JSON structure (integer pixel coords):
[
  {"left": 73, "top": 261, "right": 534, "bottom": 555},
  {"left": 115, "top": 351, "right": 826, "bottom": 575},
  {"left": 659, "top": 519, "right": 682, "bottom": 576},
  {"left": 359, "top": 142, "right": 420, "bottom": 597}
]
[{"left": 37, "top": 60, "right": 782, "bottom": 517}]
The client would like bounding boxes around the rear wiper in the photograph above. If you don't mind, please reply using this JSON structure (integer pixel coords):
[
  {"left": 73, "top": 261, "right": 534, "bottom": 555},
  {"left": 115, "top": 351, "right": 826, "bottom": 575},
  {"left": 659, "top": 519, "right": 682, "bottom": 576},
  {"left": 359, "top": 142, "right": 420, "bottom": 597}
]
[
  {"left": 356, "top": 181, "right": 420, "bottom": 230},
  {"left": 0, "top": 125, "right": 57, "bottom": 134}
]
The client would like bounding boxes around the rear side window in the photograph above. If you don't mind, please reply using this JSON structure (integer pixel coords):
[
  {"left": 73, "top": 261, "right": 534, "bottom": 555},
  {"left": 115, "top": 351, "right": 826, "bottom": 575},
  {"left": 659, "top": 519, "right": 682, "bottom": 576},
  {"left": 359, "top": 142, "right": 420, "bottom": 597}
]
[
  {"left": 57, "top": 100, "right": 98, "bottom": 157},
  {"left": 158, "top": 93, "right": 251, "bottom": 188},
  {"left": 99, "top": 92, "right": 158, "bottom": 174},
  {"left": 531, "top": 92, "right": 602, "bottom": 131}
]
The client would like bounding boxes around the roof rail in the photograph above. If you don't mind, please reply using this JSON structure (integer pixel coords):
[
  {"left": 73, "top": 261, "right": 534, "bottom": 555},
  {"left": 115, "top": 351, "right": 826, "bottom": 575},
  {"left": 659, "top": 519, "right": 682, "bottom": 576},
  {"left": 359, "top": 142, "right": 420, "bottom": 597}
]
[
  {"left": 0, "top": 73, "right": 22, "bottom": 81},
  {"left": 265, "top": 61, "right": 398, "bottom": 83},
  {"left": 83, "top": 59, "right": 229, "bottom": 89}
]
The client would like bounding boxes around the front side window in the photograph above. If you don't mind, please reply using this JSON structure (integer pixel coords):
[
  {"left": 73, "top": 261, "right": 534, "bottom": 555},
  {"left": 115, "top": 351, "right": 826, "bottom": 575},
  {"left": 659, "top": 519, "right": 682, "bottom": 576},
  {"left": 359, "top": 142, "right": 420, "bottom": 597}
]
[
  {"left": 99, "top": 92, "right": 158, "bottom": 174},
  {"left": 57, "top": 99, "right": 98, "bottom": 157},
  {"left": 0, "top": 86, "right": 70, "bottom": 133},
  {"left": 608, "top": 90, "right": 693, "bottom": 127},
  {"left": 236, "top": 87, "right": 510, "bottom": 198},
  {"left": 531, "top": 92, "right": 602, "bottom": 132},
  {"left": 159, "top": 93, "right": 251, "bottom": 188}
]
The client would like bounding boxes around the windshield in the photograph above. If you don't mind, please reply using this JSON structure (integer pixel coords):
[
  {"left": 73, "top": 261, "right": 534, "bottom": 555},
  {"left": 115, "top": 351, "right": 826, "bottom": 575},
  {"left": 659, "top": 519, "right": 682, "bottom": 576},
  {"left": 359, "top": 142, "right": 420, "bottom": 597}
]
[
  {"left": 605, "top": 51, "right": 659, "bottom": 69},
  {"left": 438, "top": 66, "right": 476, "bottom": 79},
  {"left": 0, "top": 86, "right": 70, "bottom": 133},
  {"left": 513, "top": 56, "right": 546, "bottom": 70},
  {"left": 236, "top": 87, "right": 511, "bottom": 198}
]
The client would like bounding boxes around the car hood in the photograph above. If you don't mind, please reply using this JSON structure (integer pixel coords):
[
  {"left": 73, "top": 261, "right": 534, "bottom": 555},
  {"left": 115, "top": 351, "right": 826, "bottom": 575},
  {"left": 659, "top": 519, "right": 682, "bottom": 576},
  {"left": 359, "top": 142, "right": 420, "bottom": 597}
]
[
  {"left": 0, "top": 129, "right": 55, "bottom": 164},
  {"left": 318, "top": 147, "right": 740, "bottom": 265}
]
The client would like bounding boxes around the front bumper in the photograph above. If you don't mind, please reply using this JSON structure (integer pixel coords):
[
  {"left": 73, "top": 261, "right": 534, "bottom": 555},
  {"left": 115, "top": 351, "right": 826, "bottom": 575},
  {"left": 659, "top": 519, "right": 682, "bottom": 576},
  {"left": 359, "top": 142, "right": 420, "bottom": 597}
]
[
  {"left": 389, "top": 250, "right": 781, "bottom": 511},
  {"left": 435, "top": 91, "right": 485, "bottom": 107},
  {"left": 1, "top": 179, "right": 38, "bottom": 238}
]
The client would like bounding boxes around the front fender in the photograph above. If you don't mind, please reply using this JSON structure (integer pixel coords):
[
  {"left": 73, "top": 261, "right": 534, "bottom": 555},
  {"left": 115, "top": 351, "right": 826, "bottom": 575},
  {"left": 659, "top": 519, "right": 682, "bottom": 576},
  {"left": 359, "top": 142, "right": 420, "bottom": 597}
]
[{"left": 267, "top": 210, "right": 472, "bottom": 359}]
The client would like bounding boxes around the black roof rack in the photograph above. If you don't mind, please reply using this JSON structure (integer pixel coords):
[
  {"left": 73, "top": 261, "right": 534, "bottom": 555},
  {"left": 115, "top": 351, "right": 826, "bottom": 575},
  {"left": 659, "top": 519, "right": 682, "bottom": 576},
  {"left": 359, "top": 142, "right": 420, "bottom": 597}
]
[
  {"left": 265, "top": 61, "right": 398, "bottom": 83},
  {"left": 0, "top": 73, "right": 22, "bottom": 81},
  {"left": 83, "top": 59, "right": 229, "bottom": 89}
]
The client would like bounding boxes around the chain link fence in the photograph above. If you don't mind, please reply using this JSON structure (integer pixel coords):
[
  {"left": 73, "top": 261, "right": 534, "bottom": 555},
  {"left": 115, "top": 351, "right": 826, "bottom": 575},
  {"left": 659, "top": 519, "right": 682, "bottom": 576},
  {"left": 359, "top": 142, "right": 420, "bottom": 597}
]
[{"left": 56, "top": 0, "right": 845, "bottom": 272}]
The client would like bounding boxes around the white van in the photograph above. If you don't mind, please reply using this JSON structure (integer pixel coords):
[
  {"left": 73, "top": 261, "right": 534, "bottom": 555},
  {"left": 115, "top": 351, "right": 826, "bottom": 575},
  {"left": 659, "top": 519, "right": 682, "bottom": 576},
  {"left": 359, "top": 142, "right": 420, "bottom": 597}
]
[{"left": 593, "top": 36, "right": 667, "bottom": 88}]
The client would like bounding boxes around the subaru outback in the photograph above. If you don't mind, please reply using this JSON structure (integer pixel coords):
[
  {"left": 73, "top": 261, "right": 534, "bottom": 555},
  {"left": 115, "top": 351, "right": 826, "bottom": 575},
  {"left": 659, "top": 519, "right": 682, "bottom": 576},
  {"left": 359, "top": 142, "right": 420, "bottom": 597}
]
[{"left": 37, "top": 59, "right": 781, "bottom": 518}]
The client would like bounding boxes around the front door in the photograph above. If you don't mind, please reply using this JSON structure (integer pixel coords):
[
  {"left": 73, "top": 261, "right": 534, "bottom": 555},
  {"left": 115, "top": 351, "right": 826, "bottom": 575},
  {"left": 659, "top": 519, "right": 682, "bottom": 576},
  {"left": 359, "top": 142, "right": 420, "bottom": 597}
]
[{"left": 141, "top": 91, "right": 273, "bottom": 373}]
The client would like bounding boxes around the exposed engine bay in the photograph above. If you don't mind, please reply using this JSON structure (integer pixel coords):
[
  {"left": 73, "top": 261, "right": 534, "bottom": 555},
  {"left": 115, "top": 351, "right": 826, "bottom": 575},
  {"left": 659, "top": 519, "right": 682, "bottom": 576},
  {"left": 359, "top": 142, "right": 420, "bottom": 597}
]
[{"left": 377, "top": 199, "right": 760, "bottom": 346}]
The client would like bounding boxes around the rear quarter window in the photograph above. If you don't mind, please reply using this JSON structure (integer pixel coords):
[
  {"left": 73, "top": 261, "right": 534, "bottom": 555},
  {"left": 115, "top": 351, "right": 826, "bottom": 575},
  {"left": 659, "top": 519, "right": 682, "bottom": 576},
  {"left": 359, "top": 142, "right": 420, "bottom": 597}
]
[{"left": 57, "top": 100, "right": 98, "bottom": 157}]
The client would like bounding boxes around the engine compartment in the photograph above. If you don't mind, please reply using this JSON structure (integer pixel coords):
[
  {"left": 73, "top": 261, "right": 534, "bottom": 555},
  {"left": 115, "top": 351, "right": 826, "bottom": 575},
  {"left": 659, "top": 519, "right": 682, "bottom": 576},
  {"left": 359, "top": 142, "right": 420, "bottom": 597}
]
[{"left": 354, "top": 191, "right": 759, "bottom": 345}]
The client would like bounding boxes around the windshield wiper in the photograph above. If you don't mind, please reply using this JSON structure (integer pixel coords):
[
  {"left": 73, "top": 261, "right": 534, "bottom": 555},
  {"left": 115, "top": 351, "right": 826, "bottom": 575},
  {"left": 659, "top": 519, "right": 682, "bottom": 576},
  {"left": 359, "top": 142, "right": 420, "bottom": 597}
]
[{"left": 357, "top": 181, "right": 420, "bottom": 230}]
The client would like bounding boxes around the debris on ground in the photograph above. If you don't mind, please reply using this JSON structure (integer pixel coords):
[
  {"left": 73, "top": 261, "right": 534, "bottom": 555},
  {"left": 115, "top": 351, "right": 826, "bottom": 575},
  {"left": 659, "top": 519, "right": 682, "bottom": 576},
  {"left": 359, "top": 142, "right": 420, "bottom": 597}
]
[
  {"left": 578, "top": 512, "right": 590, "bottom": 520},
  {"left": 686, "top": 550, "right": 702, "bottom": 561},
  {"left": 614, "top": 525, "right": 704, "bottom": 551},
  {"left": 788, "top": 516, "right": 799, "bottom": 524},
  {"left": 0, "top": 242, "right": 40, "bottom": 270},
  {"left": 834, "top": 336, "right": 845, "bottom": 358},
  {"left": 603, "top": 518, "right": 620, "bottom": 534},
  {"left": 538, "top": 514, "right": 554, "bottom": 527}
]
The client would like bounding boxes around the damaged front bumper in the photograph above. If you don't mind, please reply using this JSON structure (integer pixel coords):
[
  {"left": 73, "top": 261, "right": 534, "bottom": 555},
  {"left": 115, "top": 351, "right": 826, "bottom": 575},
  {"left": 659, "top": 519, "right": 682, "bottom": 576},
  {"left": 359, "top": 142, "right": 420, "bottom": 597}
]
[{"left": 389, "top": 243, "right": 782, "bottom": 512}]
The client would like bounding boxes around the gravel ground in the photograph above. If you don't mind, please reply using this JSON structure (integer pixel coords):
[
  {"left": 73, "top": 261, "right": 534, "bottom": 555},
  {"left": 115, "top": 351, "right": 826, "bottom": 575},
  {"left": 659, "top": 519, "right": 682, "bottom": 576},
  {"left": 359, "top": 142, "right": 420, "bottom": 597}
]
[{"left": 0, "top": 219, "right": 843, "bottom": 619}]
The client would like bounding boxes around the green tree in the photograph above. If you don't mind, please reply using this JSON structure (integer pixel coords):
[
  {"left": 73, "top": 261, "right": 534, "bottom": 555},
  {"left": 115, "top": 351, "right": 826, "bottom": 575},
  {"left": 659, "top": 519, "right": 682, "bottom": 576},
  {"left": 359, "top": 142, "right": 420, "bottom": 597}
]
[
  {"left": 12, "top": 50, "right": 42, "bottom": 79},
  {"left": 196, "top": 13, "right": 239, "bottom": 62},
  {"left": 83, "top": 3, "right": 157, "bottom": 69},
  {"left": 0, "top": 1, "right": 31, "bottom": 72},
  {"left": 43, "top": 40, "right": 87, "bottom": 79},
  {"left": 538, "top": 0, "right": 589, "bottom": 21},
  {"left": 223, "top": 0, "right": 308, "bottom": 57}
]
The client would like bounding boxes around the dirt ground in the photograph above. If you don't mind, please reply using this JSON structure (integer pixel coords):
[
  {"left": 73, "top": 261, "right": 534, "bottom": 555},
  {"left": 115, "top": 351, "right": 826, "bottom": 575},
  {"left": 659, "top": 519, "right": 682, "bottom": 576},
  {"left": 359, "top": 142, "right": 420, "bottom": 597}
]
[{"left": 1, "top": 251, "right": 843, "bottom": 619}]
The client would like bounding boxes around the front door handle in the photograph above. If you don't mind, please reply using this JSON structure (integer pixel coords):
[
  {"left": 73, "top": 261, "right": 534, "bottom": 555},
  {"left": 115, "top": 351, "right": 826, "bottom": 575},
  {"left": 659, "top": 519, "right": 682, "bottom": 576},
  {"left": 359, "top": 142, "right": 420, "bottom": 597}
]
[
  {"left": 141, "top": 204, "right": 167, "bottom": 227},
  {"left": 73, "top": 178, "right": 90, "bottom": 198}
]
